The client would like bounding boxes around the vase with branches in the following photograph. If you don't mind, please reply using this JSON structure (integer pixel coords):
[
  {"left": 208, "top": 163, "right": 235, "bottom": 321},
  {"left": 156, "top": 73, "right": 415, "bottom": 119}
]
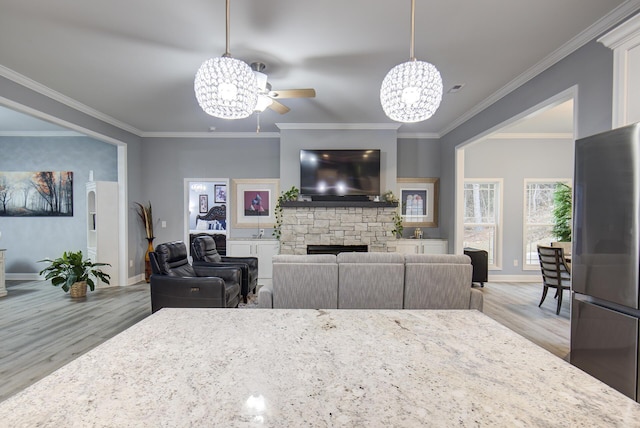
[{"left": 135, "top": 201, "right": 155, "bottom": 282}]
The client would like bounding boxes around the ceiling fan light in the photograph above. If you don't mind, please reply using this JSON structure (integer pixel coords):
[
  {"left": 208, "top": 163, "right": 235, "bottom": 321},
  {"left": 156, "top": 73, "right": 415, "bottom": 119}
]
[
  {"left": 380, "top": 60, "right": 443, "bottom": 123},
  {"left": 255, "top": 94, "right": 273, "bottom": 112},
  {"left": 194, "top": 56, "right": 258, "bottom": 120},
  {"left": 254, "top": 70, "right": 269, "bottom": 92}
]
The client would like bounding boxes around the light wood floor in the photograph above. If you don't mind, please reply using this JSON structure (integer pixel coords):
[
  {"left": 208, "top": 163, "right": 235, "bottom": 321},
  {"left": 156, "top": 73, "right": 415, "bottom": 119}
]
[{"left": 0, "top": 279, "right": 569, "bottom": 403}]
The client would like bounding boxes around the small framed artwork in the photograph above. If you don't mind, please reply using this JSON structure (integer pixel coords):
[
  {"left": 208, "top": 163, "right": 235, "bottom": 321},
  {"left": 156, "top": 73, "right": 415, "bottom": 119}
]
[
  {"left": 199, "top": 194, "right": 209, "bottom": 213},
  {"left": 397, "top": 178, "right": 439, "bottom": 227},
  {"left": 231, "top": 179, "right": 279, "bottom": 228},
  {"left": 214, "top": 184, "right": 227, "bottom": 203}
]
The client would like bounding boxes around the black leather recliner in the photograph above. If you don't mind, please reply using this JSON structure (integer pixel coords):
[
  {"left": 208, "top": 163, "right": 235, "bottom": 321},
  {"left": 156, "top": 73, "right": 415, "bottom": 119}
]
[
  {"left": 192, "top": 235, "right": 258, "bottom": 303},
  {"left": 149, "top": 241, "right": 241, "bottom": 313}
]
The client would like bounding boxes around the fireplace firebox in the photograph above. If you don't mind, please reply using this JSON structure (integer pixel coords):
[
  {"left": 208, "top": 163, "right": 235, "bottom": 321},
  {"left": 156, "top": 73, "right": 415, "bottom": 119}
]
[{"left": 307, "top": 245, "right": 368, "bottom": 255}]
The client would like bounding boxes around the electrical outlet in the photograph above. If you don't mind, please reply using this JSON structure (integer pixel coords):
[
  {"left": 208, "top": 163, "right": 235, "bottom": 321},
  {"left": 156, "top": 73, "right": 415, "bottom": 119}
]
[{"left": 513, "top": 259, "right": 518, "bottom": 267}]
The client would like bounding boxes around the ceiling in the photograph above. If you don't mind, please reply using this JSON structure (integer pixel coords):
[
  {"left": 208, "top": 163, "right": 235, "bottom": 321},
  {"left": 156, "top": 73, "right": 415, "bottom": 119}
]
[{"left": 0, "top": 0, "right": 636, "bottom": 136}]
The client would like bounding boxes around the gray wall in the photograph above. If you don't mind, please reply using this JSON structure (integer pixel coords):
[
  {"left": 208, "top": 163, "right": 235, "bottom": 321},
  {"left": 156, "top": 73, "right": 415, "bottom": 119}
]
[
  {"left": 139, "top": 137, "right": 280, "bottom": 246},
  {"left": 439, "top": 39, "right": 614, "bottom": 252},
  {"left": 397, "top": 137, "right": 441, "bottom": 238},
  {"left": 0, "top": 136, "right": 117, "bottom": 274},
  {"left": 464, "top": 137, "right": 574, "bottom": 276}
]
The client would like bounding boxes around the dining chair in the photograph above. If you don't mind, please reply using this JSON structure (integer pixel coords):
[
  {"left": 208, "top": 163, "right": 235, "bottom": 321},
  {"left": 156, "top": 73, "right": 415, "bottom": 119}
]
[{"left": 537, "top": 245, "right": 571, "bottom": 315}]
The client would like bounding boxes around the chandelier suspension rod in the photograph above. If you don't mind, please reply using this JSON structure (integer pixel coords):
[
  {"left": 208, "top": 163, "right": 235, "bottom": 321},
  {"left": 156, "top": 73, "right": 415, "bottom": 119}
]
[
  {"left": 409, "top": 0, "right": 416, "bottom": 61},
  {"left": 225, "top": 0, "right": 231, "bottom": 57}
]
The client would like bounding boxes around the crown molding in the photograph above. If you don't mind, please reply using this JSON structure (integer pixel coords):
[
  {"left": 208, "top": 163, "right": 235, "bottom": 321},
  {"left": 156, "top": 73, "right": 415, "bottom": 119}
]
[
  {"left": 140, "top": 131, "right": 280, "bottom": 139},
  {"left": 397, "top": 132, "right": 441, "bottom": 139},
  {"left": 489, "top": 132, "right": 573, "bottom": 140},
  {"left": 598, "top": 11, "right": 640, "bottom": 48},
  {"left": 0, "top": 131, "right": 84, "bottom": 137},
  {"left": 276, "top": 123, "right": 401, "bottom": 130},
  {"left": 438, "top": 1, "right": 640, "bottom": 137},
  {"left": 0, "top": 64, "right": 143, "bottom": 137}
]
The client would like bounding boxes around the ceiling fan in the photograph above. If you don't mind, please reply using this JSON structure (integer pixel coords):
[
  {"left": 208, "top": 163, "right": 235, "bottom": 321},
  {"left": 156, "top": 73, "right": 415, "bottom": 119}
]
[{"left": 250, "top": 62, "right": 316, "bottom": 114}]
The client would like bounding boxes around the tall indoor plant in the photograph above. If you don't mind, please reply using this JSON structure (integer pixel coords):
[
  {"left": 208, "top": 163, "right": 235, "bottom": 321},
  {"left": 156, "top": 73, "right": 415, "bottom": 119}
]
[
  {"left": 134, "top": 201, "right": 155, "bottom": 282},
  {"left": 552, "top": 183, "right": 572, "bottom": 242},
  {"left": 39, "top": 250, "right": 111, "bottom": 298}
]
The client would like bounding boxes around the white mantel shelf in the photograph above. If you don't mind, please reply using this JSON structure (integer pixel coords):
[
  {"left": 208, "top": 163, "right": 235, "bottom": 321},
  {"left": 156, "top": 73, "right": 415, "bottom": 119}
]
[{"left": 1, "top": 309, "right": 639, "bottom": 426}]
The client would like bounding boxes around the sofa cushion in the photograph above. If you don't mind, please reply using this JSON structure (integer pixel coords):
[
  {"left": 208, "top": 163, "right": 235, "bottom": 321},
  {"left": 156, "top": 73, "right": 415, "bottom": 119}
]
[
  {"left": 336, "top": 252, "right": 405, "bottom": 264},
  {"left": 404, "top": 254, "right": 474, "bottom": 309},
  {"left": 337, "top": 252, "right": 405, "bottom": 309}
]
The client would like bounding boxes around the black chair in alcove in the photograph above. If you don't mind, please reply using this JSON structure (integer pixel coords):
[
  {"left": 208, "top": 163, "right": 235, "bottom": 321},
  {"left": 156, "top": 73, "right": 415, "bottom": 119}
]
[
  {"left": 149, "top": 241, "right": 241, "bottom": 312},
  {"left": 192, "top": 235, "right": 258, "bottom": 304}
]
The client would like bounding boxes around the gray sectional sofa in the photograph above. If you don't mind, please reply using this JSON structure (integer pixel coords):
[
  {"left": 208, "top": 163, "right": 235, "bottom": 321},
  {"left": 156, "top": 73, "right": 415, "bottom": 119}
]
[{"left": 258, "top": 252, "right": 483, "bottom": 311}]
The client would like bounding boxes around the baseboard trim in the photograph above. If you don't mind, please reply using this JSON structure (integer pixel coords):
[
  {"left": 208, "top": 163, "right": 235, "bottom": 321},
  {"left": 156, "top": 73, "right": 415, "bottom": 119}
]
[
  {"left": 6, "top": 273, "right": 148, "bottom": 285},
  {"left": 6, "top": 273, "right": 42, "bottom": 281},
  {"left": 127, "top": 274, "right": 146, "bottom": 285},
  {"left": 489, "top": 274, "right": 542, "bottom": 282}
]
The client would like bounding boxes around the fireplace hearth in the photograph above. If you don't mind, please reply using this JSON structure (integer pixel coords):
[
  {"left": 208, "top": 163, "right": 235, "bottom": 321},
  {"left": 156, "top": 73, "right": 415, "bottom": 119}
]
[{"left": 307, "top": 245, "right": 368, "bottom": 255}]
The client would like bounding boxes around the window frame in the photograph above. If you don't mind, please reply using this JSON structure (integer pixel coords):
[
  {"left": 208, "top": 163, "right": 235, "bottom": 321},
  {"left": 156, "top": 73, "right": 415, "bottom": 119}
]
[
  {"left": 522, "top": 178, "right": 572, "bottom": 270},
  {"left": 463, "top": 178, "right": 503, "bottom": 270}
]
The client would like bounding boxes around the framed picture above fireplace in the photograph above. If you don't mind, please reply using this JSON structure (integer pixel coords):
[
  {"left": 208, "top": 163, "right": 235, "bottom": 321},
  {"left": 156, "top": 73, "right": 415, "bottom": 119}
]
[
  {"left": 231, "top": 179, "right": 279, "bottom": 228},
  {"left": 397, "top": 178, "right": 439, "bottom": 227}
]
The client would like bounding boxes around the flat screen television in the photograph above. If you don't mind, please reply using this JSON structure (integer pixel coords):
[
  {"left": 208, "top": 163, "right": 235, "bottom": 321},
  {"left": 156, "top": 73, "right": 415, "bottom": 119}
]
[{"left": 299, "top": 149, "right": 381, "bottom": 196}]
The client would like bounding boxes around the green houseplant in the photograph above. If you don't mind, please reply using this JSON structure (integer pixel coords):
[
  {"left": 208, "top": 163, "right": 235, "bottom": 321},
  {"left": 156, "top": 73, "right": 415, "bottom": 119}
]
[
  {"left": 382, "top": 190, "right": 403, "bottom": 238},
  {"left": 39, "top": 250, "right": 111, "bottom": 297},
  {"left": 552, "top": 183, "right": 572, "bottom": 242},
  {"left": 273, "top": 186, "right": 299, "bottom": 240}
]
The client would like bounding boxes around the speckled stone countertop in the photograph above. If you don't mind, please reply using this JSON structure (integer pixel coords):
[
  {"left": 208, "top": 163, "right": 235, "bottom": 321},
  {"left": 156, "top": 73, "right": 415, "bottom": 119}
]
[{"left": 2, "top": 309, "right": 640, "bottom": 427}]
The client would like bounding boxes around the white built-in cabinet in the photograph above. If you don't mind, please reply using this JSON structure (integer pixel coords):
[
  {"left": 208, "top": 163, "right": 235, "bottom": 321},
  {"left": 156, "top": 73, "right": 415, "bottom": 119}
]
[
  {"left": 599, "top": 14, "right": 640, "bottom": 128},
  {"left": 227, "top": 239, "right": 280, "bottom": 287},
  {"left": 86, "top": 181, "right": 119, "bottom": 287},
  {"left": 394, "top": 239, "right": 449, "bottom": 255}
]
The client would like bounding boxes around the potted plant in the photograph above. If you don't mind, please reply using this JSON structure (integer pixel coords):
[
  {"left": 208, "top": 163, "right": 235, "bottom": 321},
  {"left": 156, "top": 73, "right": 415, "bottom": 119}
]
[
  {"left": 382, "top": 190, "right": 403, "bottom": 238},
  {"left": 273, "top": 186, "right": 299, "bottom": 240},
  {"left": 39, "top": 250, "right": 111, "bottom": 298}
]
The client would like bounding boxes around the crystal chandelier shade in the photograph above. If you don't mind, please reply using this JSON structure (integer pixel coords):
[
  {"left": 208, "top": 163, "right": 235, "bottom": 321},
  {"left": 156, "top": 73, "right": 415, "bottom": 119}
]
[
  {"left": 194, "top": 0, "right": 257, "bottom": 120},
  {"left": 194, "top": 56, "right": 258, "bottom": 119},
  {"left": 380, "top": 0, "right": 443, "bottom": 123},
  {"left": 380, "top": 59, "right": 442, "bottom": 123}
]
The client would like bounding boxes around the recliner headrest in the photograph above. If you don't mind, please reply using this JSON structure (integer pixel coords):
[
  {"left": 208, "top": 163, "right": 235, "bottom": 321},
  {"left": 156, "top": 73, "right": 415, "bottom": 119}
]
[
  {"left": 192, "top": 235, "right": 222, "bottom": 263},
  {"left": 154, "top": 241, "right": 195, "bottom": 276}
]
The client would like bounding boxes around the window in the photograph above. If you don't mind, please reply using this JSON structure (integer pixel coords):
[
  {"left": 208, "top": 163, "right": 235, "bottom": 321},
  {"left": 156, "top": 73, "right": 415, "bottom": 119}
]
[
  {"left": 523, "top": 179, "right": 571, "bottom": 269},
  {"left": 463, "top": 180, "right": 502, "bottom": 268}
]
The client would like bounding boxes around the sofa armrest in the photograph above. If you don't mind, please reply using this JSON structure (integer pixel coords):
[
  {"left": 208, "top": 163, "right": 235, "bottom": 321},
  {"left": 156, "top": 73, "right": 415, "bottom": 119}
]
[
  {"left": 258, "top": 284, "right": 273, "bottom": 308},
  {"left": 193, "top": 265, "right": 241, "bottom": 285},
  {"left": 469, "top": 288, "right": 484, "bottom": 312}
]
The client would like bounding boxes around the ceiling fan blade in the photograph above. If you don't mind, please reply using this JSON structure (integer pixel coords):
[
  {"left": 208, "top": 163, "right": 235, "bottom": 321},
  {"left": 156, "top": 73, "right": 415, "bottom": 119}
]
[
  {"left": 269, "top": 100, "right": 291, "bottom": 114},
  {"left": 269, "top": 89, "right": 316, "bottom": 99}
]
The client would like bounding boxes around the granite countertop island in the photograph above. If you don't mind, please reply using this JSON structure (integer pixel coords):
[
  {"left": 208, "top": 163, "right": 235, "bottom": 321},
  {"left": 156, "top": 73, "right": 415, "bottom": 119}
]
[{"left": 2, "top": 309, "right": 640, "bottom": 427}]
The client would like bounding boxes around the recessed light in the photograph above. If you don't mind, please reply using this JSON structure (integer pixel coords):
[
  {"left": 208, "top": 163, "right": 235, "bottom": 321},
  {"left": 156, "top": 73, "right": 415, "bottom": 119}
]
[{"left": 447, "top": 84, "right": 465, "bottom": 94}]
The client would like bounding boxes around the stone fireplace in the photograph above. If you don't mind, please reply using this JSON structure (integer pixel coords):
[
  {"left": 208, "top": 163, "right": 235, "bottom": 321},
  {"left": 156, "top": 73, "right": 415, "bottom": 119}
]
[{"left": 279, "top": 201, "right": 398, "bottom": 255}]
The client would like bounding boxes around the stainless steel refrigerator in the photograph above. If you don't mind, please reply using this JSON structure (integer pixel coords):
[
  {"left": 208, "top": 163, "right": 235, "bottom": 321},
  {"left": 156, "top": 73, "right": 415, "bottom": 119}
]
[{"left": 571, "top": 121, "right": 640, "bottom": 401}]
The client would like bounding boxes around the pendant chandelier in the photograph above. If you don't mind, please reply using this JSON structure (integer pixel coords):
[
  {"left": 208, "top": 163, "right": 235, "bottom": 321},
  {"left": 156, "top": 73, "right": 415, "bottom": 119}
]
[
  {"left": 194, "top": 0, "right": 257, "bottom": 119},
  {"left": 380, "top": 0, "right": 443, "bottom": 123}
]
